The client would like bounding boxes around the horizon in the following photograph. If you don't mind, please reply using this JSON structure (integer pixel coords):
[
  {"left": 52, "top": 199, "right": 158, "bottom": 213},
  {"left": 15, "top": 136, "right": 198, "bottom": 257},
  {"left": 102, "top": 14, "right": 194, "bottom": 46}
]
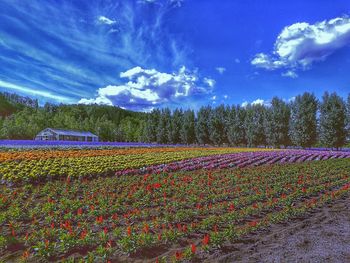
[{"left": 0, "top": 0, "right": 350, "bottom": 111}]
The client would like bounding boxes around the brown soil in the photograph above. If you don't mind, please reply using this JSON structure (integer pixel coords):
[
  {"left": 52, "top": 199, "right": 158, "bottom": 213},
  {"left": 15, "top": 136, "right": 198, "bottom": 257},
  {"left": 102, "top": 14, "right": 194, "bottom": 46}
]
[{"left": 209, "top": 194, "right": 350, "bottom": 263}]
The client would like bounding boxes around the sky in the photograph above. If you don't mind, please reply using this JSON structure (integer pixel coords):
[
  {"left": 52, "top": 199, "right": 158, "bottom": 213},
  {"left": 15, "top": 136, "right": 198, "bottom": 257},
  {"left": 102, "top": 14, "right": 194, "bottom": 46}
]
[{"left": 0, "top": 0, "right": 350, "bottom": 111}]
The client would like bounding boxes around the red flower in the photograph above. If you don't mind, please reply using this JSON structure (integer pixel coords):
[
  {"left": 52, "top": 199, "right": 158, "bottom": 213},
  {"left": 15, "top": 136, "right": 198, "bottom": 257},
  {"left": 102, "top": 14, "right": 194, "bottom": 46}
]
[
  {"left": 153, "top": 183, "right": 162, "bottom": 189},
  {"left": 103, "top": 227, "right": 108, "bottom": 235},
  {"left": 80, "top": 229, "right": 87, "bottom": 239},
  {"left": 175, "top": 251, "right": 183, "bottom": 260},
  {"left": 77, "top": 208, "right": 83, "bottom": 215},
  {"left": 249, "top": 221, "right": 258, "bottom": 227},
  {"left": 96, "top": 216, "right": 103, "bottom": 224},
  {"left": 112, "top": 213, "right": 118, "bottom": 220},
  {"left": 191, "top": 243, "right": 196, "bottom": 254},
  {"left": 143, "top": 224, "right": 149, "bottom": 234},
  {"left": 202, "top": 234, "right": 210, "bottom": 246},
  {"left": 127, "top": 226, "right": 132, "bottom": 236},
  {"left": 229, "top": 203, "right": 235, "bottom": 211}
]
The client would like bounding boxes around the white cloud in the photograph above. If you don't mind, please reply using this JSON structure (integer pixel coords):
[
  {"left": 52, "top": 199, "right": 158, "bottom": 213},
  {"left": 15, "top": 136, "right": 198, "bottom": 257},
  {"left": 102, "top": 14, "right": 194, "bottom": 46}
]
[
  {"left": 281, "top": 70, "right": 298, "bottom": 78},
  {"left": 252, "top": 16, "right": 350, "bottom": 70},
  {"left": 204, "top": 77, "right": 216, "bottom": 88},
  {"left": 211, "top": 95, "right": 217, "bottom": 100},
  {"left": 97, "top": 16, "right": 117, "bottom": 25},
  {"left": 234, "top": 58, "right": 240, "bottom": 63},
  {"left": 242, "top": 98, "right": 271, "bottom": 107},
  {"left": 251, "top": 99, "right": 265, "bottom": 105},
  {"left": 241, "top": 101, "right": 249, "bottom": 107},
  {"left": 215, "top": 67, "right": 226, "bottom": 74},
  {"left": 0, "top": 80, "right": 72, "bottom": 102},
  {"left": 223, "top": 94, "right": 228, "bottom": 99},
  {"left": 79, "top": 66, "right": 214, "bottom": 111}
]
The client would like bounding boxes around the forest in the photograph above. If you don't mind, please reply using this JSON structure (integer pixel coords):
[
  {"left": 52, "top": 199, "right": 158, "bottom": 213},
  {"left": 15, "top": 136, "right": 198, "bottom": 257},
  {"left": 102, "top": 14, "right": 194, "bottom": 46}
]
[{"left": 0, "top": 91, "right": 349, "bottom": 148}]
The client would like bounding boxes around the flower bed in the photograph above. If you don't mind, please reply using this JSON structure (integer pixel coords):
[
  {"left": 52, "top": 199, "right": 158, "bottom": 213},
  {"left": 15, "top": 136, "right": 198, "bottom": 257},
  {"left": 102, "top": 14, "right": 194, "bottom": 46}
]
[{"left": 0, "top": 158, "right": 349, "bottom": 262}]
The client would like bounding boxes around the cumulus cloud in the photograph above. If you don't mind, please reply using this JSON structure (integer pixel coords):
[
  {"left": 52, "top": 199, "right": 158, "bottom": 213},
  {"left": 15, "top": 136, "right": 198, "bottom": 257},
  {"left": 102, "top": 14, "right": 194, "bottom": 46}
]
[
  {"left": 251, "top": 99, "right": 265, "bottom": 105},
  {"left": 97, "top": 16, "right": 117, "bottom": 25},
  {"left": 281, "top": 70, "right": 298, "bottom": 78},
  {"left": 79, "top": 66, "right": 214, "bottom": 111},
  {"left": 242, "top": 98, "right": 270, "bottom": 107},
  {"left": 241, "top": 101, "right": 249, "bottom": 107},
  {"left": 251, "top": 16, "right": 350, "bottom": 70},
  {"left": 215, "top": 67, "right": 226, "bottom": 74},
  {"left": 234, "top": 58, "right": 240, "bottom": 63}
]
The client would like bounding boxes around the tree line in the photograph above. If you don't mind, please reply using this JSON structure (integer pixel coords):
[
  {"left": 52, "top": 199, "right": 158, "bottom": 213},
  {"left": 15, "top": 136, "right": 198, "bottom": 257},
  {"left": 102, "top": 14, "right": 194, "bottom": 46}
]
[{"left": 0, "top": 91, "right": 349, "bottom": 148}]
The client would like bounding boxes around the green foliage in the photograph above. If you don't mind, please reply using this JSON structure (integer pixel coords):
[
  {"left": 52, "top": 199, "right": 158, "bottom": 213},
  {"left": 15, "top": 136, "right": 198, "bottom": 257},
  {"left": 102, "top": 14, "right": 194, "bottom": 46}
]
[
  {"left": 319, "top": 92, "right": 347, "bottom": 148},
  {"left": 0, "top": 91, "right": 349, "bottom": 147},
  {"left": 195, "top": 106, "right": 211, "bottom": 145},
  {"left": 208, "top": 105, "right": 228, "bottom": 145},
  {"left": 244, "top": 104, "right": 266, "bottom": 147},
  {"left": 289, "top": 92, "right": 318, "bottom": 148},
  {"left": 264, "top": 97, "right": 290, "bottom": 147},
  {"left": 227, "top": 105, "right": 246, "bottom": 146},
  {"left": 180, "top": 110, "right": 195, "bottom": 144}
]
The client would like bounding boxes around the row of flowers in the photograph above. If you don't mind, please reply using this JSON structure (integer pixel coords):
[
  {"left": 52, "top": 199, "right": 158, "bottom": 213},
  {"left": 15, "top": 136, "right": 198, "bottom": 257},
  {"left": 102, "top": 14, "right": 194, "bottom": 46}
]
[
  {"left": 0, "top": 148, "right": 272, "bottom": 184},
  {"left": 115, "top": 150, "right": 350, "bottom": 176},
  {"left": 0, "top": 158, "right": 349, "bottom": 261}
]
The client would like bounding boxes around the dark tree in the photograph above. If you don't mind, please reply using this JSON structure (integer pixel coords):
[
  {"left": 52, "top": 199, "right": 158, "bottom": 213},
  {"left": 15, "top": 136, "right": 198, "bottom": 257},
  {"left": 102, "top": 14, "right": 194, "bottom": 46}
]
[
  {"left": 169, "top": 108, "right": 183, "bottom": 144},
  {"left": 227, "top": 105, "right": 246, "bottom": 146},
  {"left": 156, "top": 108, "right": 171, "bottom": 144},
  {"left": 347, "top": 94, "right": 350, "bottom": 137},
  {"left": 195, "top": 106, "right": 211, "bottom": 145},
  {"left": 180, "top": 110, "right": 195, "bottom": 144},
  {"left": 264, "top": 97, "right": 290, "bottom": 147},
  {"left": 145, "top": 109, "right": 160, "bottom": 142},
  {"left": 319, "top": 92, "right": 347, "bottom": 149},
  {"left": 244, "top": 104, "right": 266, "bottom": 147},
  {"left": 289, "top": 92, "right": 318, "bottom": 148},
  {"left": 208, "top": 105, "right": 228, "bottom": 145}
]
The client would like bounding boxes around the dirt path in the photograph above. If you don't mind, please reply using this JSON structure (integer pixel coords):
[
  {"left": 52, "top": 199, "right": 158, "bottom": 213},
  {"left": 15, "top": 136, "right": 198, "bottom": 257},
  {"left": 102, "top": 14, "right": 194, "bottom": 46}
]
[{"left": 210, "top": 195, "right": 350, "bottom": 263}]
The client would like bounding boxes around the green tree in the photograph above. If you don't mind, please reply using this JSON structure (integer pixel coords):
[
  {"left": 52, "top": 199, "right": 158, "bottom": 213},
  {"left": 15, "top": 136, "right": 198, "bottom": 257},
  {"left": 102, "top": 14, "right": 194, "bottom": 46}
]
[
  {"left": 289, "top": 92, "right": 318, "bottom": 148},
  {"left": 208, "top": 105, "right": 228, "bottom": 145},
  {"left": 195, "top": 106, "right": 211, "bottom": 145},
  {"left": 180, "top": 110, "right": 195, "bottom": 144},
  {"left": 319, "top": 92, "right": 347, "bottom": 149},
  {"left": 226, "top": 105, "right": 246, "bottom": 146},
  {"left": 169, "top": 108, "right": 183, "bottom": 144},
  {"left": 145, "top": 109, "right": 160, "bottom": 143},
  {"left": 157, "top": 108, "right": 171, "bottom": 144},
  {"left": 346, "top": 93, "right": 350, "bottom": 138},
  {"left": 264, "top": 97, "right": 290, "bottom": 148},
  {"left": 244, "top": 104, "right": 266, "bottom": 147}
]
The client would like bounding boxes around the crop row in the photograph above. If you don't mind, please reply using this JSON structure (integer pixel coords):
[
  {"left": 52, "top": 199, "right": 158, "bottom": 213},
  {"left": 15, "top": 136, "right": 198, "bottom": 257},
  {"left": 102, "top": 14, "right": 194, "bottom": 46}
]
[
  {"left": 115, "top": 150, "right": 350, "bottom": 176},
  {"left": 0, "top": 158, "right": 349, "bottom": 262},
  {"left": 0, "top": 147, "right": 269, "bottom": 163},
  {"left": 0, "top": 148, "right": 270, "bottom": 184}
]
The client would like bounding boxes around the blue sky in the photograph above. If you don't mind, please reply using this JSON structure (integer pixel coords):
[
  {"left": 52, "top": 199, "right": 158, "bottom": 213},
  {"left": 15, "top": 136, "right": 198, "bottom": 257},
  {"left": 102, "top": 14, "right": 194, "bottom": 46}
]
[{"left": 0, "top": 0, "right": 349, "bottom": 111}]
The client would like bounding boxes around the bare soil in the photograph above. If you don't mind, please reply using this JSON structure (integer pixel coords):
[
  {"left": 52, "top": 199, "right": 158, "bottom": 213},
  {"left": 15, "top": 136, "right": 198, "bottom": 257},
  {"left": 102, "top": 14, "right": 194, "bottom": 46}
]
[{"left": 210, "top": 194, "right": 350, "bottom": 263}]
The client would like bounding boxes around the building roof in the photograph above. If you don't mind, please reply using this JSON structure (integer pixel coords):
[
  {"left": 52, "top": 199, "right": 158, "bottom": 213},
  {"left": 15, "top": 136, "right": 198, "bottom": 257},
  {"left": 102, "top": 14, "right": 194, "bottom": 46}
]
[{"left": 46, "top": 128, "right": 98, "bottom": 137}]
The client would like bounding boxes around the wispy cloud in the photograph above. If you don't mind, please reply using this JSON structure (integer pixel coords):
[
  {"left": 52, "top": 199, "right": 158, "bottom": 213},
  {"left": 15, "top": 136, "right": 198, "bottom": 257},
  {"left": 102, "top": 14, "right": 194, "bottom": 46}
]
[
  {"left": 0, "top": 0, "right": 190, "bottom": 103},
  {"left": 281, "top": 70, "right": 298, "bottom": 78},
  {"left": 215, "top": 67, "right": 226, "bottom": 74},
  {"left": 0, "top": 80, "right": 73, "bottom": 102},
  {"left": 97, "top": 16, "right": 117, "bottom": 25}
]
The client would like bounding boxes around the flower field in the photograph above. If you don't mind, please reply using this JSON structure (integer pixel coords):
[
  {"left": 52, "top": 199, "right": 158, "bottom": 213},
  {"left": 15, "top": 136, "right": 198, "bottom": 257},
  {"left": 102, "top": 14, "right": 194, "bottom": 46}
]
[
  {"left": 0, "top": 147, "right": 272, "bottom": 184},
  {"left": 0, "top": 147, "right": 349, "bottom": 262}
]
